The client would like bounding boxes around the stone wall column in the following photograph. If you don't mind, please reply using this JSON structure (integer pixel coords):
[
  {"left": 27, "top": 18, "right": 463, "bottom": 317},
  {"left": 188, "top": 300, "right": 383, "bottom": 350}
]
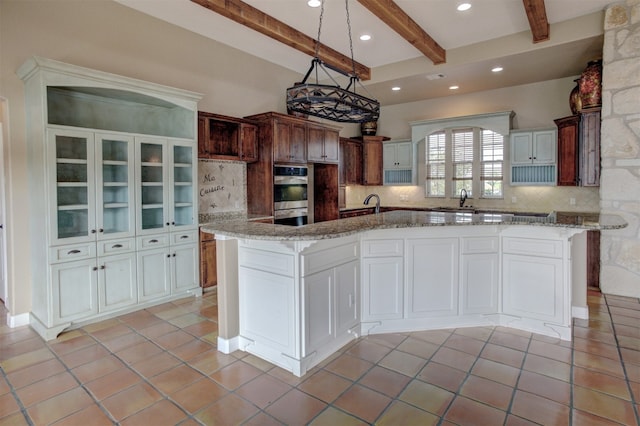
[{"left": 600, "top": 0, "right": 640, "bottom": 297}]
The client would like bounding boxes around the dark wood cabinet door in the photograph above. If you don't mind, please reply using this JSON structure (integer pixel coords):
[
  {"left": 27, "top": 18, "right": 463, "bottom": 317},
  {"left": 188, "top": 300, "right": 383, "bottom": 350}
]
[
  {"left": 198, "top": 116, "right": 209, "bottom": 158},
  {"left": 362, "top": 138, "right": 383, "bottom": 185},
  {"left": 273, "top": 120, "right": 292, "bottom": 163},
  {"left": 199, "top": 231, "right": 217, "bottom": 289},
  {"left": 340, "top": 138, "right": 363, "bottom": 185},
  {"left": 290, "top": 122, "right": 307, "bottom": 163},
  {"left": 240, "top": 123, "right": 258, "bottom": 162},
  {"left": 313, "top": 163, "right": 339, "bottom": 223},
  {"left": 323, "top": 129, "right": 339, "bottom": 163},
  {"left": 307, "top": 125, "right": 325, "bottom": 162},
  {"left": 555, "top": 115, "right": 579, "bottom": 186}
]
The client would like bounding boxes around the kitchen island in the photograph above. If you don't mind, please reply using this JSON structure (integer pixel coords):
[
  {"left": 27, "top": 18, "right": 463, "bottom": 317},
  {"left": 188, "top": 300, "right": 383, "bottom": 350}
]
[{"left": 201, "top": 210, "right": 626, "bottom": 377}]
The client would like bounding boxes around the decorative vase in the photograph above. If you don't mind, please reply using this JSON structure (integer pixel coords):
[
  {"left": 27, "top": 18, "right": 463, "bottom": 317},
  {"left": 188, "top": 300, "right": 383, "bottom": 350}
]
[
  {"left": 361, "top": 121, "right": 378, "bottom": 136},
  {"left": 569, "top": 79, "right": 582, "bottom": 115},
  {"left": 578, "top": 59, "right": 602, "bottom": 108}
]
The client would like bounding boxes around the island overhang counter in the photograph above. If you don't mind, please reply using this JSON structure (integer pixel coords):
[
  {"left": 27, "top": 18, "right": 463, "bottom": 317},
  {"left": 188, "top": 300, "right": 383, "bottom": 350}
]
[{"left": 201, "top": 210, "right": 626, "bottom": 377}]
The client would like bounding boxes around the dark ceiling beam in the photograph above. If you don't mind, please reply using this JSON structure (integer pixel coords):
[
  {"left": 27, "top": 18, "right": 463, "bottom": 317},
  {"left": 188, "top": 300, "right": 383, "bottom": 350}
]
[
  {"left": 190, "top": 0, "right": 371, "bottom": 80},
  {"left": 356, "top": 0, "right": 446, "bottom": 64},
  {"left": 523, "top": 0, "right": 550, "bottom": 43}
]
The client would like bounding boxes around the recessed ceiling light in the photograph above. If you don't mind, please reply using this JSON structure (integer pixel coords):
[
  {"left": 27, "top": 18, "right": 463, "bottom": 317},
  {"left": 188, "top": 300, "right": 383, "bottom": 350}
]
[
  {"left": 449, "top": 85, "right": 459, "bottom": 90},
  {"left": 492, "top": 66, "right": 504, "bottom": 73},
  {"left": 360, "top": 34, "right": 371, "bottom": 41},
  {"left": 392, "top": 86, "right": 401, "bottom": 91},
  {"left": 307, "top": 0, "right": 321, "bottom": 7},
  {"left": 457, "top": 3, "right": 471, "bottom": 11}
]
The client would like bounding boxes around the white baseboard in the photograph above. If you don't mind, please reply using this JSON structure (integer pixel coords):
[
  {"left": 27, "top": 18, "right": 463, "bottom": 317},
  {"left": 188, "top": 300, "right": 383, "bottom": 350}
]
[
  {"left": 572, "top": 305, "right": 589, "bottom": 320},
  {"left": 7, "top": 312, "right": 30, "bottom": 328},
  {"left": 217, "top": 336, "right": 240, "bottom": 354}
]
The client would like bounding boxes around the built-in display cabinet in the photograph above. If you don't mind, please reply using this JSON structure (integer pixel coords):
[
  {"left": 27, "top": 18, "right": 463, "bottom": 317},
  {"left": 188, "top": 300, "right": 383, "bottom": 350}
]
[
  {"left": 383, "top": 139, "right": 414, "bottom": 185},
  {"left": 554, "top": 107, "right": 601, "bottom": 187},
  {"left": 18, "top": 57, "right": 202, "bottom": 340},
  {"left": 510, "top": 129, "right": 557, "bottom": 186}
]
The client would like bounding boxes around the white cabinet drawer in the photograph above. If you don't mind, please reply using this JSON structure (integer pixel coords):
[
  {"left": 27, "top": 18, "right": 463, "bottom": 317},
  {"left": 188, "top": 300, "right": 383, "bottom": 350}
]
[
  {"left": 302, "top": 242, "right": 358, "bottom": 276},
  {"left": 137, "top": 234, "right": 170, "bottom": 250},
  {"left": 171, "top": 230, "right": 198, "bottom": 245},
  {"left": 362, "top": 239, "right": 403, "bottom": 257},
  {"left": 240, "top": 248, "right": 295, "bottom": 277},
  {"left": 98, "top": 238, "right": 136, "bottom": 256},
  {"left": 502, "top": 237, "right": 563, "bottom": 258},
  {"left": 50, "top": 243, "right": 96, "bottom": 263},
  {"left": 462, "top": 237, "right": 498, "bottom": 254}
]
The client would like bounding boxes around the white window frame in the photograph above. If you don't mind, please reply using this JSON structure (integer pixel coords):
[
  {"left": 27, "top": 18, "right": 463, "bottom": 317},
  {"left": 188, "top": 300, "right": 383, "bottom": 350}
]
[{"left": 425, "top": 127, "right": 504, "bottom": 200}]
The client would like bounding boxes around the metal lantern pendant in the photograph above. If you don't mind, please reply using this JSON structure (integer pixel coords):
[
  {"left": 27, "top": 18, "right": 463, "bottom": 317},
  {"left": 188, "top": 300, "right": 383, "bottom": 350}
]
[{"left": 285, "top": 0, "right": 380, "bottom": 123}]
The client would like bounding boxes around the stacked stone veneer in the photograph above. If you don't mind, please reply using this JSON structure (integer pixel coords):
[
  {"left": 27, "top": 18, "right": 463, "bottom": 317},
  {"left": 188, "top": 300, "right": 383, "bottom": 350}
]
[{"left": 600, "top": 0, "right": 640, "bottom": 297}]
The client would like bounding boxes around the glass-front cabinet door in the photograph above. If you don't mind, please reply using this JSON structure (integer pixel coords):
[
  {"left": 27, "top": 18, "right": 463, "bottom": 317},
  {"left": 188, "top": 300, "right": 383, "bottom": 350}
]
[
  {"left": 48, "top": 129, "right": 96, "bottom": 245},
  {"left": 96, "top": 134, "right": 135, "bottom": 240},
  {"left": 136, "top": 137, "right": 168, "bottom": 235},
  {"left": 170, "top": 140, "right": 196, "bottom": 229}
]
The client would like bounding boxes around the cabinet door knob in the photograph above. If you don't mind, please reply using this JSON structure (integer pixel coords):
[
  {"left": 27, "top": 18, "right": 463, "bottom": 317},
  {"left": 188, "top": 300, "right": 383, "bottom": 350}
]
[
  {"left": 100, "top": 265, "right": 105, "bottom": 269},
  {"left": 92, "top": 266, "right": 98, "bottom": 271},
  {"left": 171, "top": 221, "right": 175, "bottom": 225},
  {"left": 91, "top": 229, "right": 97, "bottom": 234},
  {"left": 167, "top": 254, "right": 171, "bottom": 258},
  {"left": 166, "top": 222, "right": 170, "bottom": 226},
  {"left": 99, "top": 228, "right": 104, "bottom": 233}
]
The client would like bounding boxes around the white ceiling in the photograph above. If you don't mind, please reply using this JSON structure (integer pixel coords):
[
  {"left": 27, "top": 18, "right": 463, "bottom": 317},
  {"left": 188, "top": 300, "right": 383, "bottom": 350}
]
[{"left": 116, "top": 0, "right": 613, "bottom": 106}]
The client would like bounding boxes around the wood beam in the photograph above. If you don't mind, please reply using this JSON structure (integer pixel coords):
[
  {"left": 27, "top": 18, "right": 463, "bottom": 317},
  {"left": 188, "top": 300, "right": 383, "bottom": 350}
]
[
  {"left": 356, "top": 0, "right": 445, "bottom": 65},
  {"left": 523, "top": 0, "right": 550, "bottom": 43},
  {"left": 190, "top": 0, "right": 371, "bottom": 80}
]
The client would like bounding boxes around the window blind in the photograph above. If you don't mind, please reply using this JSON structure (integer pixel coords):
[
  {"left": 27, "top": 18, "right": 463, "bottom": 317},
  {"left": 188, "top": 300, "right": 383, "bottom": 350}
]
[
  {"left": 426, "top": 132, "right": 445, "bottom": 197},
  {"left": 481, "top": 130, "right": 504, "bottom": 197},
  {"left": 452, "top": 129, "right": 473, "bottom": 196}
]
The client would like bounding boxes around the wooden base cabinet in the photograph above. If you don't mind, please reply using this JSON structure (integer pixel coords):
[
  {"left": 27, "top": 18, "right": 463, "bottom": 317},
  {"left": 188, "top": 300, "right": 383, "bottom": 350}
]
[{"left": 199, "top": 230, "right": 217, "bottom": 289}]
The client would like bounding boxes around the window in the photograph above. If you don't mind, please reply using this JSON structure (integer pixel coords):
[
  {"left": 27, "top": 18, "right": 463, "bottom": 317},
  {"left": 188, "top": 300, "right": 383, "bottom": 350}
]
[
  {"left": 426, "top": 132, "right": 445, "bottom": 197},
  {"left": 452, "top": 129, "right": 473, "bottom": 197},
  {"left": 425, "top": 127, "right": 504, "bottom": 199}
]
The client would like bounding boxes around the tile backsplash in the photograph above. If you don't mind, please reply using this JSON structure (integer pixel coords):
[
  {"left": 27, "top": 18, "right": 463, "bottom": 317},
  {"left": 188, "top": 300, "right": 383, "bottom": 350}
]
[
  {"left": 198, "top": 159, "right": 247, "bottom": 222},
  {"left": 346, "top": 184, "right": 600, "bottom": 213}
]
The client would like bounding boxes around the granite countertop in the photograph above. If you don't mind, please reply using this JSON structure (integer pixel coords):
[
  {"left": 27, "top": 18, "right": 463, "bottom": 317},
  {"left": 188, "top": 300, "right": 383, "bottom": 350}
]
[{"left": 200, "top": 210, "right": 627, "bottom": 241}]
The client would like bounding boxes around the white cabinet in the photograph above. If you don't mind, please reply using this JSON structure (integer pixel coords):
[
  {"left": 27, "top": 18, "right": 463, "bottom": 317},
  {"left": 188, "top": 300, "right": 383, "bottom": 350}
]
[
  {"left": 302, "top": 242, "right": 359, "bottom": 357},
  {"left": 502, "top": 236, "right": 565, "bottom": 325},
  {"left": 137, "top": 230, "right": 199, "bottom": 303},
  {"left": 48, "top": 129, "right": 136, "bottom": 245},
  {"left": 461, "top": 237, "right": 498, "bottom": 315},
  {"left": 19, "top": 56, "right": 202, "bottom": 340},
  {"left": 361, "top": 239, "right": 403, "bottom": 321},
  {"left": 510, "top": 129, "right": 557, "bottom": 186},
  {"left": 383, "top": 140, "right": 414, "bottom": 185},
  {"left": 407, "top": 238, "right": 459, "bottom": 318},
  {"left": 510, "top": 130, "right": 556, "bottom": 164}
]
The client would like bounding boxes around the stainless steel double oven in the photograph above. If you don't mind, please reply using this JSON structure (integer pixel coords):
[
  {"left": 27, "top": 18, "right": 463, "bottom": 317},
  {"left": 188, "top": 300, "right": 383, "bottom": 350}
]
[{"left": 273, "top": 165, "right": 309, "bottom": 226}]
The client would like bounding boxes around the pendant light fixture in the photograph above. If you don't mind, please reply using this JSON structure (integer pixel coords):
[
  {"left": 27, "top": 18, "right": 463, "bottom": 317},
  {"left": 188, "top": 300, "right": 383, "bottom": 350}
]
[{"left": 286, "top": 0, "right": 380, "bottom": 123}]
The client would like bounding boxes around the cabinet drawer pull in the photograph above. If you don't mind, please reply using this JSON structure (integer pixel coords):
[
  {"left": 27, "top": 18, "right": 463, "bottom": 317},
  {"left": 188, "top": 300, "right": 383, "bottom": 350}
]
[
  {"left": 149, "top": 239, "right": 159, "bottom": 243},
  {"left": 112, "top": 244, "right": 123, "bottom": 248},
  {"left": 180, "top": 235, "right": 189, "bottom": 239},
  {"left": 68, "top": 249, "right": 81, "bottom": 255}
]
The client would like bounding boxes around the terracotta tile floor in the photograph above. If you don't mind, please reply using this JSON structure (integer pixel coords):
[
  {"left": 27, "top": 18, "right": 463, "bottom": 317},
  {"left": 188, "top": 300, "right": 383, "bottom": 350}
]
[{"left": 1, "top": 289, "right": 639, "bottom": 425}]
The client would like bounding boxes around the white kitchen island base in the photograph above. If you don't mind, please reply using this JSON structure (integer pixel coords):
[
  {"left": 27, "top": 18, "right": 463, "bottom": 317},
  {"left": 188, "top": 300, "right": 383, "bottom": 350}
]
[{"left": 213, "top": 220, "right": 591, "bottom": 377}]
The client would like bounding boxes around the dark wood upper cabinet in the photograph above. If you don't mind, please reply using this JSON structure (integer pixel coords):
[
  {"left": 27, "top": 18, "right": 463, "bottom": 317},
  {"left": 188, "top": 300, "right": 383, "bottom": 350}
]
[
  {"left": 554, "top": 106, "right": 601, "bottom": 187},
  {"left": 308, "top": 124, "right": 340, "bottom": 164},
  {"left": 272, "top": 118, "right": 307, "bottom": 164},
  {"left": 339, "top": 137, "right": 363, "bottom": 185},
  {"left": 197, "top": 111, "right": 258, "bottom": 162},
  {"left": 555, "top": 115, "right": 579, "bottom": 186},
  {"left": 360, "top": 136, "right": 386, "bottom": 186}
]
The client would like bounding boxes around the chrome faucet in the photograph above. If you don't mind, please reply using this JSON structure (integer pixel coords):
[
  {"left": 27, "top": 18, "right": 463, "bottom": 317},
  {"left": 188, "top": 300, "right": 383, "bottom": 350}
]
[
  {"left": 459, "top": 188, "right": 468, "bottom": 208},
  {"left": 364, "top": 193, "right": 381, "bottom": 214}
]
